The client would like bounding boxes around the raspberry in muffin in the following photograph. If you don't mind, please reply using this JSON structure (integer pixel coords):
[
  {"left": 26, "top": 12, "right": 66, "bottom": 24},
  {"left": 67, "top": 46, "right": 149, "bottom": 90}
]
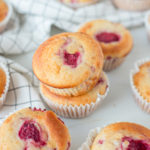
[
  {"left": 78, "top": 20, "right": 133, "bottom": 71},
  {"left": 33, "top": 32, "right": 104, "bottom": 97},
  {"left": 131, "top": 59, "right": 150, "bottom": 113},
  {"left": 40, "top": 71, "right": 109, "bottom": 118},
  {"left": 0, "top": 108, "right": 71, "bottom": 150}
]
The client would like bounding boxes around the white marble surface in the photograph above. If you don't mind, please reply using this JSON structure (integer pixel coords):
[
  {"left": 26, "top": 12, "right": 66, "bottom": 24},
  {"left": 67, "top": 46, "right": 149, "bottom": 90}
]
[{"left": 7, "top": 26, "right": 150, "bottom": 150}]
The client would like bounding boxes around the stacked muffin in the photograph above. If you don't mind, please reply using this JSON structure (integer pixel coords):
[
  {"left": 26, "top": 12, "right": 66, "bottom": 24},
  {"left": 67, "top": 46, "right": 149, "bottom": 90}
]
[{"left": 33, "top": 32, "right": 109, "bottom": 118}]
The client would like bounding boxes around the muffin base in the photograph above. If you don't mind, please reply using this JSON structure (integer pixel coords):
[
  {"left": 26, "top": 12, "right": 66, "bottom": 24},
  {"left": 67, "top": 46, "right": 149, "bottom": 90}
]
[
  {"left": 103, "top": 57, "right": 124, "bottom": 72},
  {"left": 130, "top": 58, "right": 150, "bottom": 114},
  {"left": 40, "top": 88, "right": 108, "bottom": 118},
  {"left": 44, "top": 76, "right": 99, "bottom": 97}
]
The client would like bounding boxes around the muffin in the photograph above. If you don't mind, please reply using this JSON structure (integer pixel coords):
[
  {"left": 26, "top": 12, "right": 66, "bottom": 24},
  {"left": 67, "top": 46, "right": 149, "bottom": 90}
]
[
  {"left": 0, "top": 0, "right": 8, "bottom": 22},
  {"left": 0, "top": 63, "right": 9, "bottom": 107},
  {"left": 0, "top": 0, "right": 12, "bottom": 32},
  {"left": 79, "top": 122, "right": 150, "bottom": 150},
  {"left": 33, "top": 32, "right": 104, "bottom": 97},
  {"left": 40, "top": 71, "right": 109, "bottom": 118},
  {"left": 112, "top": 0, "right": 150, "bottom": 11},
  {"left": 0, "top": 108, "right": 71, "bottom": 150},
  {"left": 130, "top": 58, "right": 150, "bottom": 113},
  {"left": 78, "top": 20, "right": 133, "bottom": 71},
  {"left": 59, "top": 0, "right": 98, "bottom": 8}
]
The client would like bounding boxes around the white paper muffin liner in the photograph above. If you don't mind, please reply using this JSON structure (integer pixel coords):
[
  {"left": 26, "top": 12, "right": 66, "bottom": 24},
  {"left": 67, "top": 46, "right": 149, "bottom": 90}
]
[
  {"left": 78, "top": 127, "right": 101, "bottom": 150},
  {"left": 0, "top": 63, "right": 10, "bottom": 108},
  {"left": 103, "top": 57, "right": 125, "bottom": 72},
  {"left": 0, "top": 0, "right": 13, "bottom": 33},
  {"left": 130, "top": 58, "right": 150, "bottom": 114},
  {"left": 40, "top": 72, "right": 110, "bottom": 118},
  {"left": 59, "top": 0, "right": 98, "bottom": 9},
  {"left": 112, "top": 0, "right": 150, "bottom": 11},
  {"left": 145, "top": 11, "right": 150, "bottom": 41}
]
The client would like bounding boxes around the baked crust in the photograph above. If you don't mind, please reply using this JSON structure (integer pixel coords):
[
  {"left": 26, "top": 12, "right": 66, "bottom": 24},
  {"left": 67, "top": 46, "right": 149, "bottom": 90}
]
[
  {"left": 0, "top": 108, "right": 71, "bottom": 150},
  {"left": 33, "top": 32, "right": 103, "bottom": 88},
  {"left": 78, "top": 20, "right": 133, "bottom": 58},
  {"left": 40, "top": 72, "right": 108, "bottom": 106},
  {"left": 0, "top": 67, "right": 6, "bottom": 97},
  {"left": 133, "top": 61, "right": 150, "bottom": 102},
  {"left": 91, "top": 122, "right": 150, "bottom": 150}
]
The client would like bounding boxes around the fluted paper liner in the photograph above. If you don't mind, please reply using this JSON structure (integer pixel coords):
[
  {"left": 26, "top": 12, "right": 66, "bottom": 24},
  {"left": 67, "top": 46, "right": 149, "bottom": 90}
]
[{"left": 103, "top": 57, "right": 125, "bottom": 72}]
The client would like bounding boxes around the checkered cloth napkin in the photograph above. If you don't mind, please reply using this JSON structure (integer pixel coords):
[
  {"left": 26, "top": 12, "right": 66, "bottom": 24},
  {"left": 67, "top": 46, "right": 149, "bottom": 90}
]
[
  {"left": 0, "top": 0, "right": 148, "bottom": 55},
  {"left": 0, "top": 56, "right": 45, "bottom": 122}
]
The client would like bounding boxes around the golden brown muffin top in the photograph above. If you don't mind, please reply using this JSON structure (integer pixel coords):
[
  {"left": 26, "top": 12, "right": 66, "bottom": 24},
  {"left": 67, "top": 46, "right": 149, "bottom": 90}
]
[
  {"left": 91, "top": 122, "right": 150, "bottom": 150},
  {"left": 0, "top": 108, "right": 71, "bottom": 150},
  {"left": 33, "top": 32, "right": 104, "bottom": 88},
  {"left": 78, "top": 20, "right": 133, "bottom": 58}
]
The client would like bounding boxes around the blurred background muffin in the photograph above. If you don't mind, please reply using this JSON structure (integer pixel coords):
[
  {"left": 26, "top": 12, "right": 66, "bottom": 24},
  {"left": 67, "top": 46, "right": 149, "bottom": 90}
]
[
  {"left": 60, "top": 0, "right": 98, "bottom": 8},
  {"left": 112, "top": 0, "right": 150, "bottom": 11},
  {"left": 0, "top": 0, "right": 8, "bottom": 22}
]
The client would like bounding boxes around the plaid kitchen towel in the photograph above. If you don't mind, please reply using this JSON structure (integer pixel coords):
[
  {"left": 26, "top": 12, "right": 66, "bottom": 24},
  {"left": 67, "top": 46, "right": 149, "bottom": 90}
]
[
  {"left": 0, "top": 0, "right": 148, "bottom": 55},
  {"left": 0, "top": 56, "right": 45, "bottom": 122}
]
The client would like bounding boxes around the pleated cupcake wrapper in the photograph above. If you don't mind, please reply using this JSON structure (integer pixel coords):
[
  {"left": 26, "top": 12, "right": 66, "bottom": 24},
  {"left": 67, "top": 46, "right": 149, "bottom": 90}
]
[
  {"left": 78, "top": 127, "right": 101, "bottom": 150},
  {"left": 59, "top": 0, "right": 98, "bottom": 9},
  {"left": 44, "top": 76, "right": 100, "bottom": 97},
  {"left": 40, "top": 73, "right": 110, "bottom": 119},
  {"left": 130, "top": 58, "right": 150, "bottom": 114},
  {"left": 145, "top": 11, "right": 150, "bottom": 41},
  {"left": 0, "top": 63, "right": 10, "bottom": 107},
  {"left": 0, "top": 1, "right": 13, "bottom": 32},
  {"left": 103, "top": 57, "right": 125, "bottom": 72},
  {"left": 112, "top": 0, "right": 150, "bottom": 11}
]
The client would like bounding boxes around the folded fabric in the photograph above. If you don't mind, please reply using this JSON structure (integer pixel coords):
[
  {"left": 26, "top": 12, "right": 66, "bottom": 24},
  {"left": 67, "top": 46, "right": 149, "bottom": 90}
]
[
  {"left": 0, "top": 56, "right": 45, "bottom": 123},
  {"left": 0, "top": 0, "right": 147, "bottom": 55}
]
